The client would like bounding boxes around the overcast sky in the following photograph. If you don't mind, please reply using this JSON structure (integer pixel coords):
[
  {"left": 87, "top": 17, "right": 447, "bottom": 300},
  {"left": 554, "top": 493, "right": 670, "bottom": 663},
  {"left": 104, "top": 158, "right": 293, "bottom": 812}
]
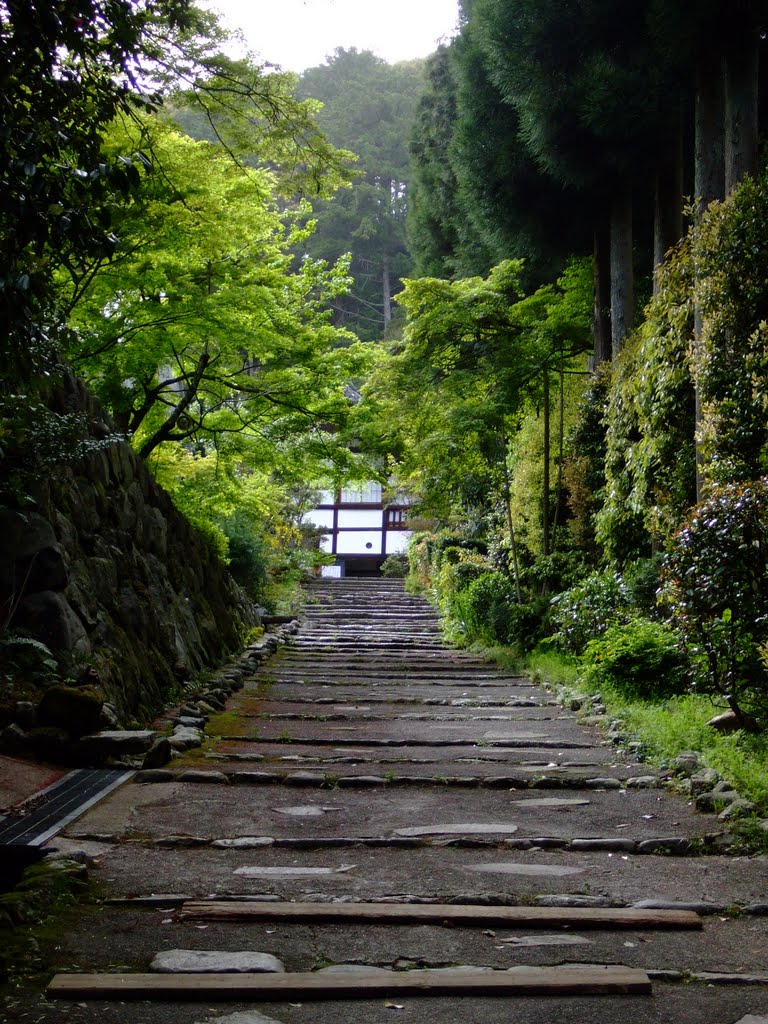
[{"left": 199, "top": 0, "right": 459, "bottom": 72}]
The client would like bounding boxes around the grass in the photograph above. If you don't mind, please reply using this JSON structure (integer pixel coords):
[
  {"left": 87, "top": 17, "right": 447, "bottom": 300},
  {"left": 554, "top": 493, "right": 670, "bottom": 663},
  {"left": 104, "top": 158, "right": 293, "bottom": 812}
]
[{"left": 502, "top": 647, "right": 768, "bottom": 818}]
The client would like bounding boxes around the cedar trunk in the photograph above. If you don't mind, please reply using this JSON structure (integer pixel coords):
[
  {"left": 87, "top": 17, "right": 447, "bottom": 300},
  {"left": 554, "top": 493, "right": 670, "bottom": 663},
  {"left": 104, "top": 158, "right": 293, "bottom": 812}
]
[
  {"left": 592, "top": 221, "right": 612, "bottom": 365},
  {"left": 653, "top": 131, "right": 684, "bottom": 292},
  {"left": 610, "top": 184, "right": 634, "bottom": 357},
  {"left": 724, "top": 29, "right": 759, "bottom": 193}
]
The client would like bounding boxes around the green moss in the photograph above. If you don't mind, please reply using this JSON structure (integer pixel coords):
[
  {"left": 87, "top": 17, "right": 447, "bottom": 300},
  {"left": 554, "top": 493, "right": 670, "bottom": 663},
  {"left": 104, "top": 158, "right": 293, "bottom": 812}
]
[{"left": 0, "top": 860, "right": 96, "bottom": 993}]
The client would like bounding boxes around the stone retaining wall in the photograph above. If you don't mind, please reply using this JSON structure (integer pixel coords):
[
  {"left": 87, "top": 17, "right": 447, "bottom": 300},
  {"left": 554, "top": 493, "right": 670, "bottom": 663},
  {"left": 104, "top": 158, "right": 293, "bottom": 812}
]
[{"left": 0, "top": 369, "right": 257, "bottom": 723}]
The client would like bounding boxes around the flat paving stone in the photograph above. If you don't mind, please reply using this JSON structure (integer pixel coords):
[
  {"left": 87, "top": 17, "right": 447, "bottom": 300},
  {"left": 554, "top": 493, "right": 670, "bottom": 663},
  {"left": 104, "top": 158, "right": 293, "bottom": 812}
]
[
  {"left": 69, "top": 840, "right": 768, "bottom": 909},
  {"left": 150, "top": 950, "right": 284, "bottom": 973},
  {"left": 499, "top": 934, "right": 593, "bottom": 946},
  {"left": 194, "top": 1014, "right": 282, "bottom": 1024},
  {"left": 15, "top": 579, "right": 766, "bottom": 1024},
  {"left": 70, "top": 781, "right": 711, "bottom": 842},
  {"left": 464, "top": 862, "right": 584, "bottom": 877},
  {"left": 394, "top": 823, "right": 520, "bottom": 837},
  {"left": 233, "top": 866, "right": 356, "bottom": 878}
]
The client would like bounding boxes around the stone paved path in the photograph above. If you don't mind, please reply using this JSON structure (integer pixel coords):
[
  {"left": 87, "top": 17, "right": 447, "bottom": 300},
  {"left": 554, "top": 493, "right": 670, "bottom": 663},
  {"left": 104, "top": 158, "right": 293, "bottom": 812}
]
[{"left": 16, "top": 579, "right": 768, "bottom": 1023}]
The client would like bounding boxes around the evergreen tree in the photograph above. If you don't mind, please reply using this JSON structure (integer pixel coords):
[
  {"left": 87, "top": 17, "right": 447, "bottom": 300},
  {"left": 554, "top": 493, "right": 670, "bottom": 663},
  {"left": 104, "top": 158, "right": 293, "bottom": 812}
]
[{"left": 295, "top": 49, "right": 425, "bottom": 339}]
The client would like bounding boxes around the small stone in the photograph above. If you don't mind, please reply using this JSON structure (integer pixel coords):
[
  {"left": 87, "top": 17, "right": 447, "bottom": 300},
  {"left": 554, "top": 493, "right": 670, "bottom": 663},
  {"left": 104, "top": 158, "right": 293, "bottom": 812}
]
[
  {"left": 669, "top": 752, "right": 701, "bottom": 776},
  {"left": 646, "top": 969, "right": 684, "bottom": 982},
  {"left": 706, "top": 710, "right": 742, "bottom": 733},
  {"left": 178, "top": 770, "right": 229, "bottom": 784},
  {"left": 732, "top": 1017, "right": 768, "bottom": 1024},
  {"left": 150, "top": 950, "right": 284, "bottom": 974},
  {"left": 212, "top": 837, "right": 275, "bottom": 848},
  {"left": 585, "top": 778, "right": 623, "bottom": 789},
  {"left": 569, "top": 838, "right": 637, "bottom": 853},
  {"left": 337, "top": 775, "right": 387, "bottom": 787},
  {"left": 689, "top": 768, "right": 722, "bottom": 796},
  {"left": 283, "top": 772, "right": 326, "bottom": 786},
  {"left": 526, "top": 837, "right": 568, "bottom": 849},
  {"left": 180, "top": 704, "right": 207, "bottom": 720},
  {"left": 14, "top": 701, "right": 37, "bottom": 729},
  {"left": 695, "top": 790, "right": 739, "bottom": 812},
  {"left": 395, "top": 823, "right": 519, "bottom": 837},
  {"left": 99, "top": 703, "right": 120, "bottom": 729},
  {"left": 154, "top": 836, "right": 209, "bottom": 848},
  {"left": 231, "top": 772, "right": 279, "bottom": 784},
  {"left": 0, "top": 722, "right": 29, "bottom": 752},
  {"left": 535, "top": 894, "right": 619, "bottom": 908},
  {"left": 718, "top": 799, "right": 756, "bottom": 820},
  {"left": 632, "top": 898, "right": 721, "bottom": 914},
  {"left": 174, "top": 716, "right": 206, "bottom": 728},
  {"left": 636, "top": 837, "right": 693, "bottom": 854},
  {"left": 134, "top": 769, "right": 174, "bottom": 783},
  {"left": 195, "top": 701, "right": 218, "bottom": 715},
  {"left": 569, "top": 698, "right": 582, "bottom": 712},
  {"left": 626, "top": 776, "right": 659, "bottom": 789},
  {"left": 78, "top": 729, "right": 156, "bottom": 755},
  {"left": 712, "top": 779, "right": 740, "bottom": 794},
  {"left": 168, "top": 726, "right": 204, "bottom": 751},
  {"left": 142, "top": 737, "right": 173, "bottom": 770},
  {"left": 693, "top": 971, "right": 768, "bottom": 984},
  {"left": 500, "top": 934, "right": 591, "bottom": 947}
]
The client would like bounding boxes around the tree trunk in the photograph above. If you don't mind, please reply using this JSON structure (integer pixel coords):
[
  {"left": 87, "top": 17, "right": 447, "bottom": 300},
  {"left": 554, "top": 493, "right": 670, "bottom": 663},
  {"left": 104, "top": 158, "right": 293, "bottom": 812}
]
[
  {"left": 382, "top": 253, "right": 392, "bottom": 325},
  {"left": 550, "top": 355, "right": 566, "bottom": 553},
  {"left": 592, "top": 221, "right": 612, "bottom": 365},
  {"left": 542, "top": 369, "right": 551, "bottom": 558},
  {"left": 724, "top": 28, "right": 759, "bottom": 194},
  {"left": 693, "top": 56, "right": 725, "bottom": 499},
  {"left": 653, "top": 130, "right": 684, "bottom": 292},
  {"left": 610, "top": 183, "right": 634, "bottom": 356},
  {"left": 695, "top": 57, "right": 725, "bottom": 218}
]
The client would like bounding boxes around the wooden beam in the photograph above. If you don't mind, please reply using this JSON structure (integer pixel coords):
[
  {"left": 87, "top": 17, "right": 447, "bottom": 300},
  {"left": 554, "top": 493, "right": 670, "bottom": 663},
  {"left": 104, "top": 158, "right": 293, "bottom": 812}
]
[
  {"left": 179, "top": 900, "right": 702, "bottom": 930},
  {"left": 47, "top": 966, "right": 652, "bottom": 1001}
]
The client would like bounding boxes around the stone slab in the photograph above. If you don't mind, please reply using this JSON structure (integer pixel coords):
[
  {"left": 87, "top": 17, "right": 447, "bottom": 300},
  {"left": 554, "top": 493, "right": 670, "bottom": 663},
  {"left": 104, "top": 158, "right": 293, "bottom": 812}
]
[
  {"left": 150, "top": 950, "right": 284, "bottom": 974},
  {"left": 395, "top": 823, "right": 519, "bottom": 837},
  {"left": 464, "top": 862, "right": 584, "bottom": 877}
]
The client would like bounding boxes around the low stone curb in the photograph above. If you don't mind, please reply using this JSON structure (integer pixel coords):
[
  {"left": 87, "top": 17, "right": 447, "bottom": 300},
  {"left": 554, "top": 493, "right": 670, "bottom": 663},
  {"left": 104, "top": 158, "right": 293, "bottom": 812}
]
[
  {"left": 74, "top": 829, "right": 733, "bottom": 857},
  {"left": 132, "top": 769, "right": 642, "bottom": 790}
]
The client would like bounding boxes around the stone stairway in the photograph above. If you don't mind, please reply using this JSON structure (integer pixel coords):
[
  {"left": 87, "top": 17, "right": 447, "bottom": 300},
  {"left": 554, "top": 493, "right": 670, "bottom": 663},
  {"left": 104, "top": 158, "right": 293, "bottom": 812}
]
[{"left": 28, "top": 579, "right": 768, "bottom": 1023}]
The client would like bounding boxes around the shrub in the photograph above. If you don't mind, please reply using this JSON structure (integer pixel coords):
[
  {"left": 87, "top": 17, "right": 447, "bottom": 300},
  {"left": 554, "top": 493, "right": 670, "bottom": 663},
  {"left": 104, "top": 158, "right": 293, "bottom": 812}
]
[
  {"left": 465, "top": 572, "right": 518, "bottom": 641},
  {"left": 380, "top": 554, "right": 408, "bottom": 578},
  {"left": 461, "top": 573, "right": 548, "bottom": 651},
  {"left": 548, "top": 571, "right": 631, "bottom": 655},
  {"left": 220, "top": 511, "right": 269, "bottom": 600},
  {"left": 582, "top": 617, "right": 687, "bottom": 701},
  {"left": 660, "top": 478, "right": 768, "bottom": 725}
]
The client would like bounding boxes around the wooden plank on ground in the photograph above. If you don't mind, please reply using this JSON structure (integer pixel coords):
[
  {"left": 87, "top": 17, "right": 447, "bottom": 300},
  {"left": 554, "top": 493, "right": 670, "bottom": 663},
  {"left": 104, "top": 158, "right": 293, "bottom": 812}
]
[
  {"left": 179, "top": 900, "right": 702, "bottom": 930},
  {"left": 47, "top": 966, "right": 651, "bottom": 1000}
]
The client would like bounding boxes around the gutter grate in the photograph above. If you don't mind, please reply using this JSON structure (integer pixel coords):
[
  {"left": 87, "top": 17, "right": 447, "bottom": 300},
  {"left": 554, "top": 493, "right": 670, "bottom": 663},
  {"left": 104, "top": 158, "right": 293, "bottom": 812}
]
[{"left": 0, "top": 768, "right": 133, "bottom": 846}]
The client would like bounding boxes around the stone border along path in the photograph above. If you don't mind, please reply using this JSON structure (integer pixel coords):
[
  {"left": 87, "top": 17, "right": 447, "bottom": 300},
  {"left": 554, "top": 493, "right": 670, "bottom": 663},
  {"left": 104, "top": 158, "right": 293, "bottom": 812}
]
[{"left": 33, "top": 578, "right": 768, "bottom": 1024}]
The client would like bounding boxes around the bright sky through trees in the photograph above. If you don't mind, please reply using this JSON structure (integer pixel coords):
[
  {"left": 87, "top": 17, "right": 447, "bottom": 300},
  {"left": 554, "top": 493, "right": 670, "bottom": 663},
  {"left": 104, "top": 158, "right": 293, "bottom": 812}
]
[{"left": 199, "top": 0, "right": 459, "bottom": 71}]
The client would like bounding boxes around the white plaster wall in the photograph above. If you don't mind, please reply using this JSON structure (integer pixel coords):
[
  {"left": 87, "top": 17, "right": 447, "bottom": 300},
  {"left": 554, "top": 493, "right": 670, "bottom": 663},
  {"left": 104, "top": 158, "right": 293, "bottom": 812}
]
[
  {"left": 337, "top": 509, "right": 381, "bottom": 529},
  {"left": 336, "top": 530, "right": 383, "bottom": 555},
  {"left": 305, "top": 509, "right": 334, "bottom": 528},
  {"left": 385, "top": 531, "right": 412, "bottom": 554}
]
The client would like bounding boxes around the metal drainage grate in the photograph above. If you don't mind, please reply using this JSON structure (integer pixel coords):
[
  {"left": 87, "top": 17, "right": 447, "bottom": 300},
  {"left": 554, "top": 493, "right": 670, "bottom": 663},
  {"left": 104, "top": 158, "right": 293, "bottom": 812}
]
[{"left": 0, "top": 768, "right": 134, "bottom": 847}]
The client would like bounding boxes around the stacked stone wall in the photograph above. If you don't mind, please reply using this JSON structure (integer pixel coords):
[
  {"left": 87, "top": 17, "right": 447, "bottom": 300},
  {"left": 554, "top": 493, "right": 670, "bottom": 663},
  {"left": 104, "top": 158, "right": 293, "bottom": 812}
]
[{"left": 0, "top": 371, "right": 256, "bottom": 724}]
